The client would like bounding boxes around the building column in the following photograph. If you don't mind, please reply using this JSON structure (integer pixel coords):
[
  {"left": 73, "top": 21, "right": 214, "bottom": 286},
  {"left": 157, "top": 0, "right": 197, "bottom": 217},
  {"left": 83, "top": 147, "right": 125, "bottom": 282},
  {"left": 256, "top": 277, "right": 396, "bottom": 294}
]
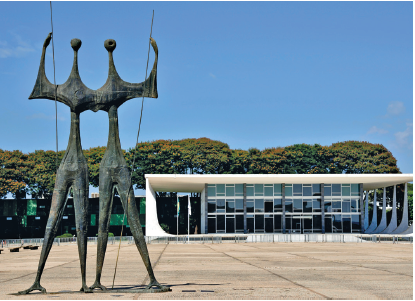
[
  {"left": 381, "top": 185, "right": 398, "bottom": 234},
  {"left": 243, "top": 183, "right": 247, "bottom": 234},
  {"left": 204, "top": 184, "right": 208, "bottom": 234},
  {"left": 391, "top": 183, "right": 409, "bottom": 234},
  {"left": 282, "top": 183, "right": 286, "bottom": 234},
  {"left": 372, "top": 187, "right": 388, "bottom": 234},
  {"left": 363, "top": 191, "right": 369, "bottom": 231},
  {"left": 320, "top": 183, "right": 325, "bottom": 234},
  {"left": 359, "top": 184, "right": 365, "bottom": 233},
  {"left": 365, "top": 190, "right": 378, "bottom": 233},
  {"left": 201, "top": 185, "right": 206, "bottom": 234},
  {"left": 145, "top": 178, "right": 171, "bottom": 236}
]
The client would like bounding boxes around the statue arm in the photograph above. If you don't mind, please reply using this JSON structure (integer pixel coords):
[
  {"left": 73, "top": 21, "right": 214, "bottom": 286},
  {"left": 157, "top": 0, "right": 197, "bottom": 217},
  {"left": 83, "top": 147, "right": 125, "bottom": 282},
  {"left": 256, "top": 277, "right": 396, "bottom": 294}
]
[{"left": 28, "top": 33, "right": 72, "bottom": 108}]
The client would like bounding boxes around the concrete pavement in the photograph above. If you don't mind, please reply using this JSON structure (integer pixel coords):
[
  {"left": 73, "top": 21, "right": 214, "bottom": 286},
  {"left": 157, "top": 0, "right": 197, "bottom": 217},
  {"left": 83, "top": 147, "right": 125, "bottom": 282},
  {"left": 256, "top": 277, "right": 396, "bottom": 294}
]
[{"left": 0, "top": 241, "right": 412, "bottom": 299}]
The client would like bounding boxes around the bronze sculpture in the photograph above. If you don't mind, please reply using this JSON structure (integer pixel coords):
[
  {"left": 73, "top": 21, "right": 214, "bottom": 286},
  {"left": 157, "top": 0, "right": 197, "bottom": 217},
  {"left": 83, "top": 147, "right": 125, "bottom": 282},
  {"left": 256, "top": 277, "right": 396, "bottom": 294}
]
[{"left": 19, "top": 33, "right": 168, "bottom": 294}]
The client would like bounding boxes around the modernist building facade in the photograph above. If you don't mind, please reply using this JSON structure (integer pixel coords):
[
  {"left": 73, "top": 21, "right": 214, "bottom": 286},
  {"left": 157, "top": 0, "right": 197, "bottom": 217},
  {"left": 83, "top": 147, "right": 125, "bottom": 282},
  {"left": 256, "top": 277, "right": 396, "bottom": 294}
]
[{"left": 145, "top": 174, "right": 413, "bottom": 236}]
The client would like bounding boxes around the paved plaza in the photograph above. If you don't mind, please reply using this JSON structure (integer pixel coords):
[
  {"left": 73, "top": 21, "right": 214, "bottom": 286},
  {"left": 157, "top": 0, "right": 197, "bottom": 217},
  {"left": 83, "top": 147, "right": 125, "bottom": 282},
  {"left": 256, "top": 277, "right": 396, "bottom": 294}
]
[{"left": 0, "top": 241, "right": 412, "bottom": 300}]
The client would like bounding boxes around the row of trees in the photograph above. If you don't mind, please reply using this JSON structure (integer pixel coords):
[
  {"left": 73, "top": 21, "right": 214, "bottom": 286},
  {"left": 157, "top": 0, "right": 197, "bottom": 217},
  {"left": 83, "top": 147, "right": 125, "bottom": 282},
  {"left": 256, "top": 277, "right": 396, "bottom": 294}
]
[{"left": 0, "top": 138, "right": 401, "bottom": 200}]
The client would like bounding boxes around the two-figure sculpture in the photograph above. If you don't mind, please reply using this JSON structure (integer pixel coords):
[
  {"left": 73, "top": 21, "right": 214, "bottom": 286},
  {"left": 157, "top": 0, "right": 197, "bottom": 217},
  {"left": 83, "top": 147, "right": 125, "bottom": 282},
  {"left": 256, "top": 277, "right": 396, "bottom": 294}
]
[{"left": 19, "top": 33, "right": 168, "bottom": 294}]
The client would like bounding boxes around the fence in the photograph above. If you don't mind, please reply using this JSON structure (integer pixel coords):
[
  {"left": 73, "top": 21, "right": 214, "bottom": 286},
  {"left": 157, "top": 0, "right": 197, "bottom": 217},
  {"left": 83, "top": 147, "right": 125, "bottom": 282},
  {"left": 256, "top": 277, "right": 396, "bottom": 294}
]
[{"left": 0, "top": 234, "right": 412, "bottom": 248}]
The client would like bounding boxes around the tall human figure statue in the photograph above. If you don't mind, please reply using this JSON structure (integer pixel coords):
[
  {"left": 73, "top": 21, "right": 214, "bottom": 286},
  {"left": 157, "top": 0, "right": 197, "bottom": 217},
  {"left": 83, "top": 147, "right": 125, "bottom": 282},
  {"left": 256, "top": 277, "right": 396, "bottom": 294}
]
[
  {"left": 19, "top": 34, "right": 92, "bottom": 294},
  {"left": 89, "top": 38, "right": 168, "bottom": 291}
]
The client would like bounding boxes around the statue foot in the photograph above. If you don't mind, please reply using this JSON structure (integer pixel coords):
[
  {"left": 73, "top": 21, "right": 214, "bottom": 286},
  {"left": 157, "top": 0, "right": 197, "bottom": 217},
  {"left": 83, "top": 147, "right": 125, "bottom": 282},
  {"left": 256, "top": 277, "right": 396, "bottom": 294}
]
[
  {"left": 89, "top": 281, "right": 108, "bottom": 291},
  {"left": 18, "top": 282, "right": 47, "bottom": 295},
  {"left": 80, "top": 285, "right": 93, "bottom": 293},
  {"left": 145, "top": 280, "right": 171, "bottom": 292}
]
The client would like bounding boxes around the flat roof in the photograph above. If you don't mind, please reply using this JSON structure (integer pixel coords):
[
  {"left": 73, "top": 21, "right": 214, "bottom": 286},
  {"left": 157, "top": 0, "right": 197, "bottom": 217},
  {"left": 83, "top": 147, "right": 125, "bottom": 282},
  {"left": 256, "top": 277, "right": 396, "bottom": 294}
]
[{"left": 145, "top": 174, "right": 413, "bottom": 192}]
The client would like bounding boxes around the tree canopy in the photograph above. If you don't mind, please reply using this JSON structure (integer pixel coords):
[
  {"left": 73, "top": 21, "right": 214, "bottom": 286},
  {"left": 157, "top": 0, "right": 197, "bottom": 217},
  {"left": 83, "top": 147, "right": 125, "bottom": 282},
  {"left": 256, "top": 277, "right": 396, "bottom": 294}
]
[{"left": 0, "top": 138, "right": 404, "bottom": 199}]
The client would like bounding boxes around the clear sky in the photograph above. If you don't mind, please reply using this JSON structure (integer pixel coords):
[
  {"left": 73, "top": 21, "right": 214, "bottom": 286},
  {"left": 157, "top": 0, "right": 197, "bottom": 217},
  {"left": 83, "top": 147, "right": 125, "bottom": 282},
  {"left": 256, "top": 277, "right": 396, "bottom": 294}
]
[{"left": 0, "top": 1, "right": 413, "bottom": 196}]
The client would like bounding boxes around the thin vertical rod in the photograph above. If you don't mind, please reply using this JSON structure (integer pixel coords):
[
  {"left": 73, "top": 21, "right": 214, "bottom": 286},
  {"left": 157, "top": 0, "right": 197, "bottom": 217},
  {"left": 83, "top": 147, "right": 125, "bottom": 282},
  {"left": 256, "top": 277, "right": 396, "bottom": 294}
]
[
  {"left": 49, "top": 1, "right": 59, "bottom": 170},
  {"left": 130, "top": 10, "right": 154, "bottom": 172}
]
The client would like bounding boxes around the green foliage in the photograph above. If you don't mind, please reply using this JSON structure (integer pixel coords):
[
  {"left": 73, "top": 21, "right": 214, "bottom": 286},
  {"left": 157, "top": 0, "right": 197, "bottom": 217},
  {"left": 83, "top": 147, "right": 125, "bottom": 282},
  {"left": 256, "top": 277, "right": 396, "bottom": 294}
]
[
  {"left": 0, "top": 140, "right": 404, "bottom": 200},
  {"left": 108, "top": 232, "right": 114, "bottom": 237},
  {"left": 407, "top": 183, "right": 413, "bottom": 221},
  {"left": 56, "top": 233, "right": 74, "bottom": 238},
  {"left": 160, "top": 223, "right": 170, "bottom": 233}
]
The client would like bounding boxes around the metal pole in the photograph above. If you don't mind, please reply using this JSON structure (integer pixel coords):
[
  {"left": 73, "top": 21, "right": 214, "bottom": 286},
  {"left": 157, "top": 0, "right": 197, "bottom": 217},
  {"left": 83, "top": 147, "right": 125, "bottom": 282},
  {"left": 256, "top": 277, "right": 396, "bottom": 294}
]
[{"left": 188, "top": 195, "right": 190, "bottom": 243}]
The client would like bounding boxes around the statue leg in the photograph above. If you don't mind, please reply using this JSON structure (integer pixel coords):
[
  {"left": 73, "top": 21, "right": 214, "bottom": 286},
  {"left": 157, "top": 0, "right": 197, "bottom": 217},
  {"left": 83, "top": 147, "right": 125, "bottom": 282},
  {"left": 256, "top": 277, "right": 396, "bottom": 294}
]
[
  {"left": 72, "top": 177, "right": 92, "bottom": 293},
  {"left": 18, "top": 172, "right": 70, "bottom": 295},
  {"left": 117, "top": 169, "right": 169, "bottom": 291},
  {"left": 90, "top": 171, "right": 114, "bottom": 290}
]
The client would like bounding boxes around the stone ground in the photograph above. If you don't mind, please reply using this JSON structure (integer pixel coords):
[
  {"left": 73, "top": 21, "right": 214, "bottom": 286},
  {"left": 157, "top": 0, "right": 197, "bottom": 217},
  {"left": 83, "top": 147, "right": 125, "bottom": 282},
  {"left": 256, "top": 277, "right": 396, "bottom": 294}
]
[{"left": 0, "top": 241, "right": 412, "bottom": 300}]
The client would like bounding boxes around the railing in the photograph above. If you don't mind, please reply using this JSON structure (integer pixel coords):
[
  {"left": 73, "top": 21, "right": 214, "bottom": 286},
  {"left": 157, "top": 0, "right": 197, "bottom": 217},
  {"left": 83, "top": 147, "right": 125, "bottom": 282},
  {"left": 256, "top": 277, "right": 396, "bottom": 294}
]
[{"left": 0, "top": 234, "right": 412, "bottom": 248}]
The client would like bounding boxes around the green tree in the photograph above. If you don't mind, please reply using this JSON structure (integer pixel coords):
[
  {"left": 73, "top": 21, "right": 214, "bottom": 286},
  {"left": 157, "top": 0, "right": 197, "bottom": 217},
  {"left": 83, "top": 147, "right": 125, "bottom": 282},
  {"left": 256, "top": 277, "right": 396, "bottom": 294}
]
[
  {"left": 229, "top": 149, "right": 251, "bottom": 174},
  {"left": 26, "top": 150, "right": 65, "bottom": 199},
  {"left": 0, "top": 149, "right": 30, "bottom": 198},
  {"left": 128, "top": 140, "right": 186, "bottom": 190},
  {"left": 174, "top": 138, "right": 232, "bottom": 174},
  {"left": 83, "top": 146, "right": 107, "bottom": 188},
  {"left": 330, "top": 141, "right": 400, "bottom": 174}
]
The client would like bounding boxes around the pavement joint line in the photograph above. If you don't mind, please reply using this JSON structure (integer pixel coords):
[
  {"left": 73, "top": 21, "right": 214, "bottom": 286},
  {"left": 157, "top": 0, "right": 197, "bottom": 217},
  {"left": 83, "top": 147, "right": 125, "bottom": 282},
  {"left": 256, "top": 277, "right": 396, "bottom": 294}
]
[
  {"left": 0, "top": 243, "right": 133, "bottom": 286},
  {"left": 204, "top": 244, "right": 332, "bottom": 300},
  {"left": 285, "top": 252, "right": 413, "bottom": 279},
  {"left": 133, "top": 243, "right": 169, "bottom": 300},
  {"left": 243, "top": 243, "right": 413, "bottom": 278}
]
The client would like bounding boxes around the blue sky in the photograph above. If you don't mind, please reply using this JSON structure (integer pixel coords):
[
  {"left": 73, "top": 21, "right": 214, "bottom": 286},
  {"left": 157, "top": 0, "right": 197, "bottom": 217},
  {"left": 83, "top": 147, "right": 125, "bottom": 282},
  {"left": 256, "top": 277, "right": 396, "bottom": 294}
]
[{"left": 0, "top": 1, "right": 413, "bottom": 195}]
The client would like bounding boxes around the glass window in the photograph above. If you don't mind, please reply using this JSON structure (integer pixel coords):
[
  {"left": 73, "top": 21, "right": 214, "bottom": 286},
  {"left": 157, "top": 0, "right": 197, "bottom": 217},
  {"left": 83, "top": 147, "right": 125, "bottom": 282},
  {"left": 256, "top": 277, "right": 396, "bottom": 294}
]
[
  {"left": 351, "top": 199, "right": 358, "bottom": 212},
  {"left": 313, "top": 184, "right": 321, "bottom": 196},
  {"left": 247, "top": 216, "right": 254, "bottom": 233},
  {"left": 235, "top": 184, "right": 243, "bottom": 196},
  {"left": 325, "top": 216, "right": 332, "bottom": 233},
  {"left": 342, "top": 185, "right": 351, "bottom": 196},
  {"left": 313, "top": 199, "right": 321, "bottom": 212},
  {"left": 226, "top": 216, "right": 235, "bottom": 233},
  {"left": 216, "top": 184, "right": 225, "bottom": 196},
  {"left": 226, "top": 185, "right": 234, "bottom": 196},
  {"left": 332, "top": 184, "right": 341, "bottom": 196},
  {"left": 333, "top": 215, "right": 342, "bottom": 232},
  {"left": 324, "top": 201, "right": 332, "bottom": 212},
  {"left": 352, "top": 215, "right": 360, "bottom": 230},
  {"left": 274, "top": 198, "right": 282, "bottom": 212},
  {"left": 285, "top": 199, "right": 293, "bottom": 212},
  {"left": 265, "top": 217, "right": 273, "bottom": 233},
  {"left": 208, "top": 217, "right": 216, "bottom": 233},
  {"left": 342, "top": 215, "right": 351, "bottom": 233},
  {"left": 274, "top": 215, "right": 282, "bottom": 230},
  {"left": 285, "top": 184, "right": 293, "bottom": 197},
  {"left": 324, "top": 185, "right": 331, "bottom": 197},
  {"left": 294, "top": 199, "right": 302, "bottom": 212},
  {"left": 274, "top": 184, "right": 282, "bottom": 196},
  {"left": 293, "top": 184, "right": 302, "bottom": 196},
  {"left": 246, "top": 185, "right": 254, "bottom": 196},
  {"left": 208, "top": 201, "right": 216, "bottom": 213},
  {"left": 246, "top": 200, "right": 254, "bottom": 213},
  {"left": 217, "top": 199, "right": 225, "bottom": 213},
  {"left": 342, "top": 201, "right": 350, "bottom": 213},
  {"left": 255, "top": 215, "right": 264, "bottom": 231},
  {"left": 226, "top": 200, "right": 235, "bottom": 213},
  {"left": 217, "top": 215, "right": 225, "bottom": 231},
  {"left": 285, "top": 216, "right": 292, "bottom": 232},
  {"left": 303, "top": 185, "right": 312, "bottom": 196},
  {"left": 264, "top": 185, "right": 273, "bottom": 196},
  {"left": 255, "top": 199, "right": 264, "bottom": 213},
  {"left": 208, "top": 185, "right": 215, "bottom": 197},
  {"left": 303, "top": 216, "right": 312, "bottom": 230},
  {"left": 332, "top": 200, "right": 341, "bottom": 212},
  {"left": 303, "top": 200, "right": 312, "bottom": 213},
  {"left": 264, "top": 200, "right": 273, "bottom": 213},
  {"left": 292, "top": 216, "right": 301, "bottom": 233},
  {"left": 313, "top": 215, "right": 322, "bottom": 231},
  {"left": 235, "top": 199, "right": 244, "bottom": 212},
  {"left": 351, "top": 184, "right": 360, "bottom": 196},
  {"left": 236, "top": 215, "right": 244, "bottom": 231},
  {"left": 255, "top": 184, "right": 264, "bottom": 196}
]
